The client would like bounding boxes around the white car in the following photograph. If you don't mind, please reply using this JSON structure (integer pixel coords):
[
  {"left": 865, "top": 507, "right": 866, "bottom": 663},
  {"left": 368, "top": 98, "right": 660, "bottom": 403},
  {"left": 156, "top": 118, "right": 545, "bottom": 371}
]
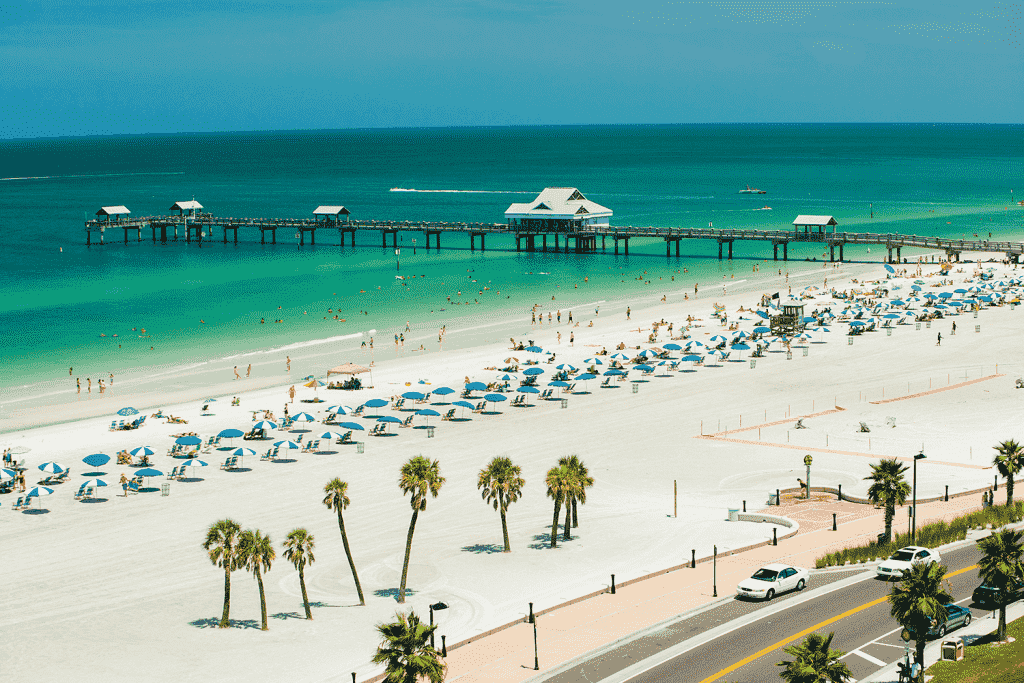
[
  {"left": 876, "top": 545, "right": 941, "bottom": 580},
  {"left": 736, "top": 563, "right": 809, "bottom": 600}
]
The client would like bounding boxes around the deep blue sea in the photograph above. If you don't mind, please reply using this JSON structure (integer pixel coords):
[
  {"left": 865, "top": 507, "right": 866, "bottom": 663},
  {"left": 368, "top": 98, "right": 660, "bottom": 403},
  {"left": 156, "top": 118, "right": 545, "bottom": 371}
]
[{"left": 1, "top": 124, "right": 1021, "bottom": 392}]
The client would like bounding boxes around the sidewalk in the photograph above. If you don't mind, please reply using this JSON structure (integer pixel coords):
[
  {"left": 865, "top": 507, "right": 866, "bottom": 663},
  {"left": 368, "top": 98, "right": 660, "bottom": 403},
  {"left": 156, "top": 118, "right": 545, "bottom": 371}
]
[{"left": 413, "top": 491, "right": 999, "bottom": 683}]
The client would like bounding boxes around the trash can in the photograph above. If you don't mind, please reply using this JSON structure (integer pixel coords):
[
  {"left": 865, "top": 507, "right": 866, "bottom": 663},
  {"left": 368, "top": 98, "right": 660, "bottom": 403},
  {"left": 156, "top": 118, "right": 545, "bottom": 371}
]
[
  {"left": 560, "top": 398, "right": 568, "bottom": 409},
  {"left": 426, "top": 426, "right": 435, "bottom": 439},
  {"left": 632, "top": 382, "right": 639, "bottom": 393},
  {"left": 356, "top": 442, "right": 365, "bottom": 454},
  {"left": 940, "top": 638, "right": 964, "bottom": 662},
  {"left": 750, "top": 359, "right": 757, "bottom": 369},
  {"left": 916, "top": 322, "right": 921, "bottom": 330},
  {"left": 786, "top": 351, "right": 793, "bottom": 360},
  {"left": 848, "top": 336, "right": 854, "bottom": 345},
  {"left": 803, "top": 347, "right": 809, "bottom": 356},
  {"left": 926, "top": 320, "right": 932, "bottom": 328},
  {"left": 887, "top": 328, "right": 892, "bottom": 336},
  {"left": 728, "top": 508, "right": 740, "bottom": 522},
  {"left": 161, "top": 483, "right": 170, "bottom": 497},
  {"left": 975, "top": 324, "right": 981, "bottom": 333}
]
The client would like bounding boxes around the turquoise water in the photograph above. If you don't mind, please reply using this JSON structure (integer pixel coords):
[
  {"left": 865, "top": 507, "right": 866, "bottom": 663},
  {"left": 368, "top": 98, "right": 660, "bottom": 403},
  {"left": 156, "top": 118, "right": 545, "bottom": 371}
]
[{"left": 1, "top": 124, "right": 1021, "bottom": 391}]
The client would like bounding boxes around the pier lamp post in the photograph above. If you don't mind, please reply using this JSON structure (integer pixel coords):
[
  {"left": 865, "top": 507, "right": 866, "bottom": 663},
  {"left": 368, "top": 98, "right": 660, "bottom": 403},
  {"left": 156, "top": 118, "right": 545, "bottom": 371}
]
[
  {"left": 912, "top": 452, "right": 926, "bottom": 543},
  {"left": 429, "top": 601, "right": 448, "bottom": 649},
  {"left": 803, "top": 454, "right": 813, "bottom": 499}
]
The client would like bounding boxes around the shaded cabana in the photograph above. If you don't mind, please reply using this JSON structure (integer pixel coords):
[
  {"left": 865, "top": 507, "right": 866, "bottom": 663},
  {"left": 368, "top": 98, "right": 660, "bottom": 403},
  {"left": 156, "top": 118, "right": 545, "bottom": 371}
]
[
  {"left": 95, "top": 206, "right": 131, "bottom": 222},
  {"left": 792, "top": 215, "right": 838, "bottom": 236}
]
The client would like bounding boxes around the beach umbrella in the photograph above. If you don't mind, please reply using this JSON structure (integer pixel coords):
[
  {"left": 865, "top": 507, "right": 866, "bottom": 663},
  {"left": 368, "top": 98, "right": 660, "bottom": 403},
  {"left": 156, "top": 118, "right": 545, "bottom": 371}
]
[
  {"left": 291, "top": 412, "right": 316, "bottom": 423},
  {"left": 610, "top": 353, "right": 630, "bottom": 360},
  {"left": 304, "top": 379, "right": 325, "bottom": 388},
  {"left": 338, "top": 421, "right": 365, "bottom": 431},
  {"left": 465, "top": 381, "right": 487, "bottom": 392},
  {"left": 218, "top": 429, "right": 244, "bottom": 438},
  {"left": 252, "top": 420, "right": 278, "bottom": 431},
  {"left": 363, "top": 399, "right": 388, "bottom": 408},
  {"left": 80, "top": 478, "right": 108, "bottom": 489},
  {"left": 708, "top": 335, "right": 729, "bottom": 345},
  {"left": 318, "top": 431, "right": 346, "bottom": 441},
  {"left": 884, "top": 264, "right": 896, "bottom": 273},
  {"left": 452, "top": 400, "right": 474, "bottom": 418},
  {"left": 182, "top": 459, "right": 208, "bottom": 468},
  {"left": 848, "top": 320, "right": 866, "bottom": 327},
  {"left": 326, "top": 405, "right": 354, "bottom": 414},
  {"left": 231, "top": 448, "right": 257, "bottom": 456},
  {"left": 603, "top": 369, "right": 625, "bottom": 376},
  {"left": 82, "top": 453, "right": 110, "bottom": 468},
  {"left": 202, "top": 397, "right": 218, "bottom": 403},
  {"left": 402, "top": 391, "right": 426, "bottom": 400},
  {"left": 377, "top": 415, "right": 403, "bottom": 424},
  {"left": 116, "top": 407, "right": 140, "bottom": 417},
  {"left": 954, "top": 288, "right": 968, "bottom": 294},
  {"left": 503, "top": 357, "right": 520, "bottom": 364},
  {"left": 483, "top": 393, "right": 507, "bottom": 411},
  {"left": 134, "top": 468, "right": 163, "bottom": 477},
  {"left": 517, "top": 386, "right": 540, "bottom": 394},
  {"left": 684, "top": 340, "right": 705, "bottom": 350},
  {"left": 273, "top": 440, "right": 301, "bottom": 450},
  {"left": 911, "top": 285, "right": 922, "bottom": 291},
  {"left": 637, "top": 349, "right": 658, "bottom": 359},
  {"left": 176, "top": 435, "right": 202, "bottom": 446},
  {"left": 752, "top": 326, "right": 771, "bottom": 335},
  {"left": 632, "top": 364, "right": 654, "bottom": 372},
  {"left": 755, "top": 310, "right": 769, "bottom": 319},
  {"left": 432, "top": 387, "right": 455, "bottom": 396},
  {"left": 525, "top": 345, "right": 545, "bottom": 353},
  {"left": 662, "top": 343, "right": 682, "bottom": 351},
  {"left": 732, "top": 342, "right": 751, "bottom": 351},
  {"left": 681, "top": 354, "right": 702, "bottom": 362},
  {"left": 26, "top": 486, "right": 54, "bottom": 500},
  {"left": 523, "top": 367, "right": 545, "bottom": 376},
  {"left": 0, "top": 468, "right": 16, "bottom": 482},
  {"left": 576, "top": 373, "right": 596, "bottom": 381},
  {"left": 583, "top": 357, "right": 604, "bottom": 365},
  {"left": 415, "top": 408, "right": 441, "bottom": 424},
  {"left": 548, "top": 380, "right": 569, "bottom": 388},
  {"left": 129, "top": 446, "right": 155, "bottom": 457},
  {"left": 495, "top": 373, "right": 518, "bottom": 382},
  {"left": 555, "top": 363, "right": 578, "bottom": 371}
]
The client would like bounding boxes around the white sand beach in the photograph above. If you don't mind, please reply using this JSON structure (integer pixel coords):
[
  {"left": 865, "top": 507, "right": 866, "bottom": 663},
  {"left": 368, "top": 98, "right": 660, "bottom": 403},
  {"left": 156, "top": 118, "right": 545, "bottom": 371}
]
[{"left": 2, "top": 254, "right": 1021, "bottom": 682}]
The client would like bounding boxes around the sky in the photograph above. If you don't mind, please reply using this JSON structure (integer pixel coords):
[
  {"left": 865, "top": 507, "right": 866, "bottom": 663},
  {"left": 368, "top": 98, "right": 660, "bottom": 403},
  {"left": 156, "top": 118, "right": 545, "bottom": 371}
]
[{"left": 0, "top": 0, "right": 1020, "bottom": 138}]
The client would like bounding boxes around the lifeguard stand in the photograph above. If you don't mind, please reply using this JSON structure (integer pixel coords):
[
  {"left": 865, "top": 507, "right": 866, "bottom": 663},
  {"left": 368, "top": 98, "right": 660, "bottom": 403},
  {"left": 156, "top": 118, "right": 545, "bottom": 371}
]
[{"left": 771, "top": 301, "right": 805, "bottom": 337}]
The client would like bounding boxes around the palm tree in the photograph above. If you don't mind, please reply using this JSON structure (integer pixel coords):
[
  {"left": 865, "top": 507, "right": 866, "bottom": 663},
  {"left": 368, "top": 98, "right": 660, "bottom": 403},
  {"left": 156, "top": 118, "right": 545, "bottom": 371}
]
[
  {"left": 323, "top": 478, "right": 365, "bottom": 605},
  {"left": 864, "top": 458, "right": 911, "bottom": 543},
  {"left": 977, "top": 528, "right": 1024, "bottom": 641},
  {"left": 776, "top": 631, "right": 852, "bottom": 683},
  {"left": 545, "top": 463, "right": 573, "bottom": 548},
  {"left": 372, "top": 611, "right": 446, "bottom": 683},
  {"left": 993, "top": 439, "right": 1024, "bottom": 506},
  {"left": 477, "top": 456, "right": 525, "bottom": 552},
  {"left": 282, "top": 528, "right": 316, "bottom": 619},
  {"left": 559, "top": 455, "right": 594, "bottom": 530},
  {"left": 203, "top": 518, "right": 242, "bottom": 628},
  {"left": 398, "top": 456, "right": 445, "bottom": 603},
  {"left": 888, "top": 562, "right": 951, "bottom": 682},
  {"left": 238, "top": 528, "right": 276, "bottom": 631}
]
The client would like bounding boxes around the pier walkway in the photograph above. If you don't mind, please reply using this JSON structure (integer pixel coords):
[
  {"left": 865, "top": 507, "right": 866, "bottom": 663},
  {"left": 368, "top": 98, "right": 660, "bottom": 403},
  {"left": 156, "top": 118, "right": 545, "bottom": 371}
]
[{"left": 83, "top": 214, "right": 1024, "bottom": 263}]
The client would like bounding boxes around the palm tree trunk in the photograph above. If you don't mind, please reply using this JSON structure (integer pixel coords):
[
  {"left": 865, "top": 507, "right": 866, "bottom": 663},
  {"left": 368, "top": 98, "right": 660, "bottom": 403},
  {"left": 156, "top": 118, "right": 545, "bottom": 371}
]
[
  {"left": 257, "top": 569, "right": 268, "bottom": 631},
  {"left": 551, "top": 499, "right": 561, "bottom": 548},
  {"left": 500, "top": 505, "right": 510, "bottom": 552},
  {"left": 572, "top": 498, "right": 578, "bottom": 528},
  {"left": 220, "top": 565, "right": 231, "bottom": 628},
  {"left": 563, "top": 499, "right": 572, "bottom": 540},
  {"left": 999, "top": 604, "right": 1007, "bottom": 641},
  {"left": 336, "top": 509, "right": 365, "bottom": 605},
  {"left": 299, "top": 565, "right": 312, "bottom": 619},
  {"left": 398, "top": 508, "right": 419, "bottom": 603},
  {"left": 1008, "top": 477, "right": 1014, "bottom": 507},
  {"left": 884, "top": 504, "right": 894, "bottom": 542},
  {"left": 915, "top": 639, "right": 926, "bottom": 682}
]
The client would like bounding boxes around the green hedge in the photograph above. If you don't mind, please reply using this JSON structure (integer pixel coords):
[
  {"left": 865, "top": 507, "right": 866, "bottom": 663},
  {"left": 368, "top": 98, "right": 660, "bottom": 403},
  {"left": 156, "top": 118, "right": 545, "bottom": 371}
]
[{"left": 815, "top": 502, "right": 1024, "bottom": 569}]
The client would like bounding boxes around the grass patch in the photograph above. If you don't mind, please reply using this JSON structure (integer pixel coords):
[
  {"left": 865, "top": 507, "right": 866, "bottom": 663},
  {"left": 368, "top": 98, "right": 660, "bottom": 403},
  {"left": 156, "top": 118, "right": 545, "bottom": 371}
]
[
  {"left": 814, "top": 502, "right": 1024, "bottom": 569},
  {"left": 927, "top": 614, "right": 1024, "bottom": 683}
]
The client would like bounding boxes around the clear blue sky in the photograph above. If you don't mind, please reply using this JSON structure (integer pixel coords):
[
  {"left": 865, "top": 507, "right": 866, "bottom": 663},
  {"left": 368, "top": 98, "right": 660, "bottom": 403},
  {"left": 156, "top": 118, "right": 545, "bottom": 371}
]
[{"left": 1, "top": 0, "right": 1019, "bottom": 138}]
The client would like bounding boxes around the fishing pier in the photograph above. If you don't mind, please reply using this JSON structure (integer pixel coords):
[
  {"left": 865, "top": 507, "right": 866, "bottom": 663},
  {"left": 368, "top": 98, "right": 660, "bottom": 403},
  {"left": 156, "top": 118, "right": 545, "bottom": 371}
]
[{"left": 86, "top": 192, "right": 1024, "bottom": 263}]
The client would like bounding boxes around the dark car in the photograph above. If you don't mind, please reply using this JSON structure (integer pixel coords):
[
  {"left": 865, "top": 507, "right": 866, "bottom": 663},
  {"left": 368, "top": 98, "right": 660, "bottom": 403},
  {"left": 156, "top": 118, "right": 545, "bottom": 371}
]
[
  {"left": 972, "top": 581, "right": 1023, "bottom": 608},
  {"left": 913, "top": 604, "right": 972, "bottom": 638}
]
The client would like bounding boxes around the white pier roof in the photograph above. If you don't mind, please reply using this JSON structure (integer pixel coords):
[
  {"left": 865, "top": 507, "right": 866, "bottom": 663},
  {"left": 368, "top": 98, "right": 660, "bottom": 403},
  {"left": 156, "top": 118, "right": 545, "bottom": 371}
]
[{"left": 505, "top": 188, "right": 612, "bottom": 220}]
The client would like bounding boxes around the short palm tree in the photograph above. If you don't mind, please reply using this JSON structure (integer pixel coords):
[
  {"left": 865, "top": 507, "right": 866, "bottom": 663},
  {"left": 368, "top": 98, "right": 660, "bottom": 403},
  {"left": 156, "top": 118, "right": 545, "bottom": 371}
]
[
  {"left": 323, "top": 478, "right": 365, "bottom": 605},
  {"left": 776, "top": 631, "right": 852, "bottom": 683},
  {"left": 559, "top": 455, "right": 594, "bottom": 531},
  {"left": 864, "top": 458, "right": 911, "bottom": 543},
  {"left": 545, "top": 463, "right": 573, "bottom": 548},
  {"left": 282, "top": 528, "right": 316, "bottom": 619},
  {"left": 993, "top": 439, "right": 1023, "bottom": 506},
  {"left": 203, "top": 518, "right": 242, "bottom": 628},
  {"left": 398, "top": 456, "right": 445, "bottom": 603},
  {"left": 238, "top": 528, "right": 276, "bottom": 631},
  {"left": 977, "top": 528, "right": 1024, "bottom": 641},
  {"left": 888, "top": 562, "right": 951, "bottom": 682},
  {"left": 372, "top": 611, "right": 446, "bottom": 683},
  {"left": 477, "top": 456, "right": 525, "bottom": 552}
]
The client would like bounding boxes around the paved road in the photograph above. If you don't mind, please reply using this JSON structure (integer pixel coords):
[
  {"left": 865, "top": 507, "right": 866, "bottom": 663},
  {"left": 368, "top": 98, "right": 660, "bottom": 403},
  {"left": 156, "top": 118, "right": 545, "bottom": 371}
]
[{"left": 625, "top": 544, "right": 984, "bottom": 682}]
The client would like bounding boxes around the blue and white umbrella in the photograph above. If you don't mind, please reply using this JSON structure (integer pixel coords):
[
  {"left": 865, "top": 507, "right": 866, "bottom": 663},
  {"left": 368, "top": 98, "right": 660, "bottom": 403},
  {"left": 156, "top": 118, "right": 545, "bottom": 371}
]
[
  {"left": 610, "top": 353, "right": 630, "bottom": 360},
  {"left": 252, "top": 420, "right": 278, "bottom": 431},
  {"left": 326, "top": 405, "right": 355, "bottom": 414},
  {"left": 273, "top": 440, "right": 301, "bottom": 449},
  {"left": 555, "top": 363, "right": 578, "bottom": 371},
  {"left": 583, "top": 357, "right": 604, "bottom": 365},
  {"left": 291, "top": 412, "right": 316, "bottom": 422},
  {"left": 80, "top": 478, "right": 108, "bottom": 489},
  {"left": 231, "top": 448, "right": 257, "bottom": 456},
  {"left": 129, "top": 446, "right": 156, "bottom": 458},
  {"left": 182, "top": 459, "right": 208, "bottom": 469},
  {"left": 495, "top": 373, "right": 518, "bottom": 382},
  {"left": 684, "top": 340, "right": 705, "bottom": 350},
  {"left": 26, "top": 486, "right": 54, "bottom": 498},
  {"left": 637, "top": 349, "right": 658, "bottom": 359},
  {"left": 37, "top": 462, "right": 65, "bottom": 474},
  {"left": 0, "top": 468, "right": 16, "bottom": 481}
]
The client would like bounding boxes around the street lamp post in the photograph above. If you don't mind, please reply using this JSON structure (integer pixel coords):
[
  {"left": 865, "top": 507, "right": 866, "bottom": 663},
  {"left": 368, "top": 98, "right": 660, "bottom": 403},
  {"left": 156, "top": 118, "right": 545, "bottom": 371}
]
[
  {"left": 804, "top": 454, "right": 813, "bottom": 499},
  {"left": 713, "top": 545, "right": 718, "bottom": 597},
  {"left": 912, "top": 452, "right": 926, "bottom": 543},
  {"left": 429, "top": 601, "right": 448, "bottom": 649}
]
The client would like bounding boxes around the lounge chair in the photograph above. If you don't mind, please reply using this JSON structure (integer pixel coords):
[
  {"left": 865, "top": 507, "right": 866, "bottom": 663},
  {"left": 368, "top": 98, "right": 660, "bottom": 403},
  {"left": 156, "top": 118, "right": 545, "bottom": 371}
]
[
  {"left": 220, "top": 456, "right": 238, "bottom": 470},
  {"left": 337, "top": 431, "right": 353, "bottom": 444},
  {"left": 399, "top": 415, "right": 414, "bottom": 428},
  {"left": 303, "top": 439, "right": 321, "bottom": 452},
  {"left": 441, "top": 409, "right": 456, "bottom": 421},
  {"left": 370, "top": 423, "right": 387, "bottom": 436},
  {"left": 75, "top": 485, "right": 94, "bottom": 501},
  {"left": 540, "top": 389, "right": 553, "bottom": 400},
  {"left": 472, "top": 401, "right": 487, "bottom": 413},
  {"left": 392, "top": 398, "right": 406, "bottom": 410},
  {"left": 565, "top": 383, "right": 576, "bottom": 393},
  {"left": 511, "top": 394, "right": 525, "bottom": 406},
  {"left": 260, "top": 449, "right": 276, "bottom": 461},
  {"left": 13, "top": 496, "right": 27, "bottom": 510},
  {"left": 324, "top": 412, "right": 338, "bottom": 424},
  {"left": 601, "top": 378, "right": 611, "bottom": 388},
  {"left": 352, "top": 405, "right": 365, "bottom": 416}
]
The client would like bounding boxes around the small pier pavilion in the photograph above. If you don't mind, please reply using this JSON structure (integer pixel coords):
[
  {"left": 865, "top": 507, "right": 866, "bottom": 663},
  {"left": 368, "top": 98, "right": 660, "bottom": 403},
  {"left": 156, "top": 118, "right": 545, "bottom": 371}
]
[{"left": 89, "top": 206, "right": 132, "bottom": 245}]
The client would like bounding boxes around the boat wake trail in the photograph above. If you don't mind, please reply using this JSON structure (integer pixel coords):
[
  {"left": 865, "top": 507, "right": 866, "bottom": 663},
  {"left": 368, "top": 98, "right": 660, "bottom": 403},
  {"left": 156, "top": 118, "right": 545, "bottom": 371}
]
[
  {"left": 390, "top": 188, "right": 534, "bottom": 194},
  {"left": 1, "top": 172, "right": 185, "bottom": 181}
]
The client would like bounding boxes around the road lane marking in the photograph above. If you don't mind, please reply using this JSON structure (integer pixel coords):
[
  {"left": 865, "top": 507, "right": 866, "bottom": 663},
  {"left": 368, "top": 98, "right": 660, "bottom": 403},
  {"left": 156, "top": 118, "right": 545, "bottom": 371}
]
[
  {"left": 696, "top": 564, "right": 979, "bottom": 683},
  {"left": 851, "top": 649, "right": 887, "bottom": 667}
]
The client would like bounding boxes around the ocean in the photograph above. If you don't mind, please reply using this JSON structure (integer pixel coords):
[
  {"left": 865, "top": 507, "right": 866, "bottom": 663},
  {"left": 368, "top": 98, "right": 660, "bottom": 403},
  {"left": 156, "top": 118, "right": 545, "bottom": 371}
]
[{"left": 1, "top": 123, "right": 1021, "bottom": 408}]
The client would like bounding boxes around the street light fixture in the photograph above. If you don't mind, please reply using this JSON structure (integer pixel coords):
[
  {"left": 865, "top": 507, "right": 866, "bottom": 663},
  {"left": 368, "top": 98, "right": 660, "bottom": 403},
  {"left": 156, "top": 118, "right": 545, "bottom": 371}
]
[
  {"left": 912, "top": 452, "right": 926, "bottom": 543},
  {"left": 429, "top": 601, "right": 448, "bottom": 649},
  {"left": 803, "top": 454, "right": 813, "bottom": 499}
]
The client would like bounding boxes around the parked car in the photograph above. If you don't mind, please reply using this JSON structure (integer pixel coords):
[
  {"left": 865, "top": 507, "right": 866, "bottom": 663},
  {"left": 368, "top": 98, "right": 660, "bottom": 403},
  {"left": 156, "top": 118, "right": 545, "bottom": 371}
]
[
  {"left": 876, "top": 546, "right": 941, "bottom": 580},
  {"left": 972, "top": 581, "right": 1023, "bottom": 608},
  {"left": 910, "top": 603, "right": 972, "bottom": 639},
  {"left": 736, "top": 563, "right": 809, "bottom": 600}
]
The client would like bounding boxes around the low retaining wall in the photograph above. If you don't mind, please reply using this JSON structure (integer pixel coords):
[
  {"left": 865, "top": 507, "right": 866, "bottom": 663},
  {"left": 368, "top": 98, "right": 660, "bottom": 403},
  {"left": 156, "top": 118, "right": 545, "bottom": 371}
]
[{"left": 775, "top": 475, "right": 1024, "bottom": 507}]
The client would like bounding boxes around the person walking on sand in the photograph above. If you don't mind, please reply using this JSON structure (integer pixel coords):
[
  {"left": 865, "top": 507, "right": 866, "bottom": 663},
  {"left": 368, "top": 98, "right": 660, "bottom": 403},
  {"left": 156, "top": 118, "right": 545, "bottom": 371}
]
[
  {"left": 937, "top": 332, "right": 942, "bottom": 346},
  {"left": 76, "top": 378, "right": 80, "bottom": 393},
  {"left": 289, "top": 385, "right": 296, "bottom": 403},
  {"left": 569, "top": 332, "right": 574, "bottom": 346},
  {"left": 120, "top": 473, "right": 129, "bottom": 497},
  {"left": 87, "top": 378, "right": 91, "bottom": 392},
  {"left": 246, "top": 363, "right": 251, "bottom": 378},
  {"left": 557, "top": 332, "right": 562, "bottom": 344},
  {"left": 109, "top": 372, "right": 114, "bottom": 385},
  {"left": 234, "top": 366, "right": 240, "bottom": 380},
  {"left": 69, "top": 367, "right": 73, "bottom": 376},
  {"left": 951, "top": 321, "right": 956, "bottom": 335},
  {"left": 626, "top": 306, "right": 631, "bottom": 320},
  {"left": 286, "top": 356, "right": 291, "bottom": 371}
]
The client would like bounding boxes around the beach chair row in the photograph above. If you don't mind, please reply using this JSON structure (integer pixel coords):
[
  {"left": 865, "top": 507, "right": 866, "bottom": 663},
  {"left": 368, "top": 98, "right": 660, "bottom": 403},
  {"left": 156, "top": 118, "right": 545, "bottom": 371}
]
[
  {"left": 39, "top": 468, "right": 70, "bottom": 485},
  {"left": 109, "top": 415, "right": 146, "bottom": 431}
]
